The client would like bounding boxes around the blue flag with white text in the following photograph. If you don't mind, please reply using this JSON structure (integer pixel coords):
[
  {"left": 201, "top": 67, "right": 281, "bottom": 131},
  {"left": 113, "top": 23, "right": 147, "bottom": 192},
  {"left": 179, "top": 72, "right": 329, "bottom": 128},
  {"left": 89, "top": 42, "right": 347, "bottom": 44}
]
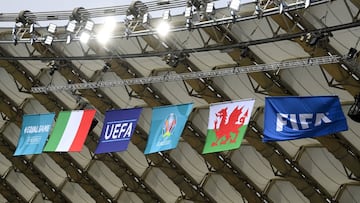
[
  {"left": 14, "top": 113, "right": 55, "bottom": 156},
  {"left": 263, "top": 96, "right": 348, "bottom": 142},
  {"left": 95, "top": 108, "right": 142, "bottom": 154},
  {"left": 144, "top": 103, "right": 193, "bottom": 154}
]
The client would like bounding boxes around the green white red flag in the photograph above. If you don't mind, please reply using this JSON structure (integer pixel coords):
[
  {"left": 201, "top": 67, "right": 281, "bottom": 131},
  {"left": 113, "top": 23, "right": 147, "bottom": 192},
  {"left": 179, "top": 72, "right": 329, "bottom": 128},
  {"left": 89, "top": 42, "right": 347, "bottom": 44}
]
[
  {"left": 202, "top": 99, "right": 255, "bottom": 154},
  {"left": 43, "top": 109, "right": 96, "bottom": 152}
]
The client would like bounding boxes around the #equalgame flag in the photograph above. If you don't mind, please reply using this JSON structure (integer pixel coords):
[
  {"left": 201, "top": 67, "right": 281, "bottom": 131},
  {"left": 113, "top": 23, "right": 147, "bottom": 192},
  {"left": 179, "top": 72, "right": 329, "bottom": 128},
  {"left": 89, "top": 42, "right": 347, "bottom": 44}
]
[
  {"left": 263, "top": 96, "right": 348, "bottom": 142},
  {"left": 95, "top": 108, "right": 142, "bottom": 154},
  {"left": 203, "top": 99, "right": 255, "bottom": 154},
  {"left": 144, "top": 103, "right": 193, "bottom": 154},
  {"left": 43, "top": 109, "right": 96, "bottom": 152},
  {"left": 14, "top": 113, "right": 55, "bottom": 156}
]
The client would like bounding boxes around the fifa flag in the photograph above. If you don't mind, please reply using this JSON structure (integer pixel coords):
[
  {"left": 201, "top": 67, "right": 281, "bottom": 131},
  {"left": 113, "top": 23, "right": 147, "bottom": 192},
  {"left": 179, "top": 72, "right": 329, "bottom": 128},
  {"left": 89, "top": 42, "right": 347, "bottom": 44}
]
[
  {"left": 263, "top": 96, "right": 348, "bottom": 142},
  {"left": 44, "top": 109, "right": 96, "bottom": 152},
  {"left": 95, "top": 108, "right": 142, "bottom": 154},
  {"left": 203, "top": 99, "right": 255, "bottom": 154},
  {"left": 144, "top": 103, "right": 193, "bottom": 154},
  {"left": 14, "top": 113, "right": 55, "bottom": 156}
]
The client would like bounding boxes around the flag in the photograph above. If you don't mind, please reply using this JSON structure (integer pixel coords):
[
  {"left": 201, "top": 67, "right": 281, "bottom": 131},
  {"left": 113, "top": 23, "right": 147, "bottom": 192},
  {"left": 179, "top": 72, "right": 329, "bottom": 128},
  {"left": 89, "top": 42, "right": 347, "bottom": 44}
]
[
  {"left": 14, "top": 113, "right": 55, "bottom": 156},
  {"left": 203, "top": 99, "right": 255, "bottom": 154},
  {"left": 95, "top": 108, "right": 142, "bottom": 154},
  {"left": 263, "top": 96, "right": 348, "bottom": 142},
  {"left": 43, "top": 109, "right": 96, "bottom": 152},
  {"left": 144, "top": 103, "right": 193, "bottom": 154}
]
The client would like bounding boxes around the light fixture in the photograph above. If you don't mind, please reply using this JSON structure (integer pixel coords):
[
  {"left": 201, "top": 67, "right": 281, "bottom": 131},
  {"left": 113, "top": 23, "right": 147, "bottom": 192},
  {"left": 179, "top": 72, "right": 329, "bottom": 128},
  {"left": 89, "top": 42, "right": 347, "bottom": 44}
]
[
  {"left": 347, "top": 48, "right": 358, "bottom": 59},
  {"left": 162, "top": 10, "right": 171, "bottom": 21},
  {"left": 80, "top": 31, "right": 91, "bottom": 43},
  {"left": 47, "top": 23, "right": 57, "bottom": 34},
  {"left": 304, "top": 0, "right": 310, "bottom": 8},
  {"left": 348, "top": 94, "right": 360, "bottom": 123},
  {"left": 229, "top": 0, "right": 241, "bottom": 11},
  {"left": 184, "top": 7, "right": 192, "bottom": 18},
  {"left": 156, "top": 21, "right": 170, "bottom": 37},
  {"left": 96, "top": 17, "right": 116, "bottom": 45},
  {"left": 44, "top": 36, "right": 53, "bottom": 45},
  {"left": 254, "top": 4, "right": 263, "bottom": 19},
  {"left": 66, "top": 20, "right": 77, "bottom": 33},
  {"left": 206, "top": 3, "right": 215, "bottom": 15},
  {"left": 279, "top": 1, "right": 287, "bottom": 14},
  {"left": 29, "top": 24, "right": 35, "bottom": 33},
  {"left": 142, "top": 13, "right": 150, "bottom": 24},
  {"left": 66, "top": 35, "right": 72, "bottom": 44},
  {"left": 84, "top": 20, "right": 94, "bottom": 31}
]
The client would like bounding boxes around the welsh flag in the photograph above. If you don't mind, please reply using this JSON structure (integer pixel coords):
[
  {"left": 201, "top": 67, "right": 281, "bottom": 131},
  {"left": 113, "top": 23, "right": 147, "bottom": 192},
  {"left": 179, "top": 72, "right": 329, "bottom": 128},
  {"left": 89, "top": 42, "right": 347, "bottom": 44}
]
[
  {"left": 43, "top": 109, "right": 96, "bottom": 152},
  {"left": 202, "top": 99, "right": 255, "bottom": 154}
]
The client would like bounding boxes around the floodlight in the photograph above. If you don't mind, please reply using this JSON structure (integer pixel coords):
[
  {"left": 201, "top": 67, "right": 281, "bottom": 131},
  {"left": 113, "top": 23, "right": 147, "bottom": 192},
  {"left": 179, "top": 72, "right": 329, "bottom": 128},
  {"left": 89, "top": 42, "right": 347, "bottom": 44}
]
[
  {"left": 304, "top": 0, "right": 310, "bottom": 8},
  {"left": 206, "top": 3, "right": 215, "bottom": 14},
  {"left": 143, "top": 13, "right": 150, "bottom": 24},
  {"left": 84, "top": 20, "right": 94, "bottom": 31},
  {"left": 66, "top": 20, "right": 77, "bottom": 32},
  {"left": 80, "top": 31, "right": 91, "bottom": 43},
  {"left": 29, "top": 24, "right": 34, "bottom": 33},
  {"left": 347, "top": 48, "right": 358, "bottom": 59},
  {"left": 229, "top": 0, "right": 241, "bottom": 11},
  {"left": 66, "top": 35, "right": 72, "bottom": 44},
  {"left": 156, "top": 21, "right": 170, "bottom": 37},
  {"left": 162, "top": 10, "right": 171, "bottom": 21},
  {"left": 96, "top": 17, "right": 116, "bottom": 45},
  {"left": 44, "top": 36, "right": 53, "bottom": 45},
  {"left": 47, "top": 23, "right": 57, "bottom": 34},
  {"left": 184, "top": 7, "right": 192, "bottom": 18}
]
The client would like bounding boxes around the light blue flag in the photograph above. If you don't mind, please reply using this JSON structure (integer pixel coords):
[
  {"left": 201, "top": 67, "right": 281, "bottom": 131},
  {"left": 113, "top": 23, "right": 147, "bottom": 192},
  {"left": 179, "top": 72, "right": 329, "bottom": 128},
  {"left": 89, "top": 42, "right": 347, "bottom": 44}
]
[
  {"left": 144, "top": 103, "right": 193, "bottom": 154},
  {"left": 14, "top": 113, "right": 55, "bottom": 156}
]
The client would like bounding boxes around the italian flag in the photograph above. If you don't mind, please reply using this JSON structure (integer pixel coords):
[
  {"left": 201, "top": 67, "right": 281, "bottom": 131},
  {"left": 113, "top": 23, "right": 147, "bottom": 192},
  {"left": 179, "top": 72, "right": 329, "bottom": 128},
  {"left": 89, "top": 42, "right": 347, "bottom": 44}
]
[{"left": 44, "top": 110, "right": 96, "bottom": 152}]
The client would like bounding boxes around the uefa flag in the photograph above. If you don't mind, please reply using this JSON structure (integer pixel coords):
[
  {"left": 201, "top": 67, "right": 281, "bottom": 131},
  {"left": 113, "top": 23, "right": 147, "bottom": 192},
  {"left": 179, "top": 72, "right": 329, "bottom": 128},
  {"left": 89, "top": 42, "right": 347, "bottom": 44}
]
[
  {"left": 203, "top": 99, "right": 255, "bottom": 154},
  {"left": 144, "top": 103, "right": 193, "bottom": 154},
  {"left": 95, "top": 108, "right": 142, "bottom": 154},
  {"left": 263, "top": 96, "right": 348, "bottom": 142},
  {"left": 14, "top": 113, "right": 55, "bottom": 156},
  {"left": 44, "top": 109, "right": 96, "bottom": 152}
]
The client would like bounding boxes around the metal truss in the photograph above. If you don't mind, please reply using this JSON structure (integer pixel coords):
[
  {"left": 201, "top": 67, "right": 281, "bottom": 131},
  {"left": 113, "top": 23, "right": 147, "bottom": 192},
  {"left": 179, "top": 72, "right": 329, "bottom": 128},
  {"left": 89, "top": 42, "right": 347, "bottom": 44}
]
[{"left": 31, "top": 55, "right": 341, "bottom": 93}]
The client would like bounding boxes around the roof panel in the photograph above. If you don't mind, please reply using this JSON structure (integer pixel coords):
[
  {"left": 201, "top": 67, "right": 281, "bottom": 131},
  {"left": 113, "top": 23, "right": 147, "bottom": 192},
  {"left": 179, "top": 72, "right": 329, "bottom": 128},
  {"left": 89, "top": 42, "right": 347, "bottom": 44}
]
[
  {"left": 338, "top": 184, "right": 360, "bottom": 203},
  {"left": 88, "top": 160, "right": 123, "bottom": 198},
  {"left": 170, "top": 142, "right": 208, "bottom": 184},
  {"left": 0, "top": 68, "right": 31, "bottom": 105},
  {"left": 62, "top": 182, "right": 96, "bottom": 203},
  {"left": 267, "top": 180, "right": 310, "bottom": 203},
  {"left": 125, "top": 57, "right": 167, "bottom": 77},
  {"left": 117, "top": 191, "right": 143, "bottom": 203},
  {"left": 204, "top": 174, "right": 244, "bottom": 203},
  {"left": 6, "top": 169, "right": 40, "bottom": 202},
  {"left": 298, "top": 147, "right": 351, "bottom": 195},
  {"left": 250, "top": 41, "right": 310, "bottom": 63},
  {"left": 0, "top": 153, "right": 12, "bottom": 177},
  {"left": 189, "top": 51, "right": 236, "bottom": 71},
  {"left": 33, "top": 154, "right": 67, "bottom": 187},
  {"left": 230, "top": 145, "right": 274, "bottom": 190},
  {"left": 145, "top": 167, "right": 181, "bottom": 203},
  {"left": 99, "top": 72, "right": 147, "bottom": 108},
  {"left": 116, "top": 142, "right": 148, "bottom": 177}
]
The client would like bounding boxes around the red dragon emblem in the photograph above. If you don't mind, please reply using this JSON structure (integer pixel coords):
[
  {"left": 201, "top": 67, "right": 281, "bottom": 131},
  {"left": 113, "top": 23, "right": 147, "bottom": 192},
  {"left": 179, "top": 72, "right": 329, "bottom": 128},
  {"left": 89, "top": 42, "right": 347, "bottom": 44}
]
[{"left": 212, "top": 106, "right": 248, "bottom": 146}]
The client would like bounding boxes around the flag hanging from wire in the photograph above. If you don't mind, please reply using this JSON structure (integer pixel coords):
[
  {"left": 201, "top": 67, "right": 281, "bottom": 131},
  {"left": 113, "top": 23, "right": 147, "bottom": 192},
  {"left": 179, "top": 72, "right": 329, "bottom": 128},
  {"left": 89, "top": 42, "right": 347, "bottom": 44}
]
[
  {"left": 43, "top": 109, "right": 96, "bottom": 152},
  {"left": 263, "top": 96, "right": 348, "bottom": 142},
  {"left": 14, "top": 113, "right": 55, "bottom": 156},
  {"left": 144, "top": 103, "right": 193, "bottom": 154},
  {"left": 95, "top": 108, "right": 142, "bottom": 154},
  {"left": 203, "top": 99, "right": 255, "bottom": 154}
]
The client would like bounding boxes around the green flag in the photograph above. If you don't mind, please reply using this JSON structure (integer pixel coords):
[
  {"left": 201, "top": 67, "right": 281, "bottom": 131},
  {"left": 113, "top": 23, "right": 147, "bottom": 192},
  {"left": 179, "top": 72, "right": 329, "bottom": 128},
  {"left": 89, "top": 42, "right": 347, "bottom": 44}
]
[{"left": 203, "top": 99, "right": 255, "bottom": 154}]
